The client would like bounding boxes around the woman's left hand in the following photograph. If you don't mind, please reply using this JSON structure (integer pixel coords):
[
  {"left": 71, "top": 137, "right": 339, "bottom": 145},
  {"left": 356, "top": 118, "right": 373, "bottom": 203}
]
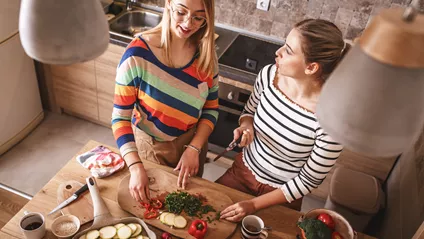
[
  {"left": 220, "top": 200, "right": 256, "bottom": 222},
  {"left": 174, "top": 147, "right": 199, "bottom": 189}
]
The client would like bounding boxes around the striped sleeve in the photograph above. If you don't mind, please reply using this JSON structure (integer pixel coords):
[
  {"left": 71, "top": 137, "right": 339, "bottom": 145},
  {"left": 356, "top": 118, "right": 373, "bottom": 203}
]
[
  {"left": 240, "top": 64, "right": 272, "bottom": 120},
  {"left": 281, "top": 126, "right": 343, "bottom": 202},
  {"left": 199, "top": 72, "right": 219, "bottom": 130},
  {"left": 111, "top": 55, "right": 138, "bottom": 157}
]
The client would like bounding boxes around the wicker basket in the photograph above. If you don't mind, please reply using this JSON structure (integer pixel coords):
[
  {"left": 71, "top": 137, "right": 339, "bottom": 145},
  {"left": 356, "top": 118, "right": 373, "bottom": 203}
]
[{"left": 297, "top": 208, "right": 357, "bottom": 239}]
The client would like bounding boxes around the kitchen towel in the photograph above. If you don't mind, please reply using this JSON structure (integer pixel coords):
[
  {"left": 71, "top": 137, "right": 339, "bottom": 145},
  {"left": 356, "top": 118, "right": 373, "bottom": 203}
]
[{"left": 76, "top": 145, "right": 125, "bottom": 178}]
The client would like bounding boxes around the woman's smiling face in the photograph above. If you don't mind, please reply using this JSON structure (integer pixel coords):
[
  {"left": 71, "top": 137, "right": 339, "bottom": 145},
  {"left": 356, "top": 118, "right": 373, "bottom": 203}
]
[{"left": 168, "top": 0, "right": 207, "bottom": 39}]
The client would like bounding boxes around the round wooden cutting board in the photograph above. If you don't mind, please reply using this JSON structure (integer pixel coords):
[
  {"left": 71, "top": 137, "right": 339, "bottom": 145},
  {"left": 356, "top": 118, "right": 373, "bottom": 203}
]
[{"left": 117, "top": 168, "right": 237, "bottom": 239}]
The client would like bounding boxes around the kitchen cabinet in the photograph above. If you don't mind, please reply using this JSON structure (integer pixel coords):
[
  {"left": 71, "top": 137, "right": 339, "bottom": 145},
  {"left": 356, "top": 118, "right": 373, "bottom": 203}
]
[
  {"left": 50, "top": 61, "right": 99, "bottom": 121},
  {"left": 47, "top": 43, "right": 125, "bottom": 125},
  {"left": 95, "top": 44, "right": 125, "bottom": 125}
]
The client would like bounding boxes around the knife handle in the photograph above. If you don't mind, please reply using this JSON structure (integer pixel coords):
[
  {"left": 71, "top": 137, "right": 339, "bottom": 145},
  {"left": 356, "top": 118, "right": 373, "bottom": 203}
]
[
  {"left": 229, "top": 136, "right": 243, "bottom": 149},
  {"left": 74, "top": 184, "right": 88, "bottom": 197}
]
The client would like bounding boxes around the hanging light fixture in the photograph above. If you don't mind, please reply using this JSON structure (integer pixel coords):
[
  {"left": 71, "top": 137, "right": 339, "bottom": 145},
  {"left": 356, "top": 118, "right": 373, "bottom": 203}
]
[
  {"left": 316, "top": 0, "right": 424, "bottom": 157},
  {"left": 19, "top": 0, "right": 109, "bottom": 65}
]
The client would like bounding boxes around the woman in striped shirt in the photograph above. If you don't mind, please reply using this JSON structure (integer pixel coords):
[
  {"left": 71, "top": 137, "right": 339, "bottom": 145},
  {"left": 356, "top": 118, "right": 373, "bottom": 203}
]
[
  {"left": 112, "top": 0, "right": 218, "bottom": 203},
  {"left": 218, "top": 19, "right": 351, "bottom": 221}
]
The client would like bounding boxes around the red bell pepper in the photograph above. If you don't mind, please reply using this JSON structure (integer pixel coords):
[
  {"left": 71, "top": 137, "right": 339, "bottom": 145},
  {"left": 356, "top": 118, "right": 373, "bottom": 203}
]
[
  {"left": 140, "top": 202, "right": 151, "bottom": 210},
  {"left": 144, "top": 209, "right": 159, "bottom": 219},
  {"left": 188, "top": 220, "right": 208, "bottom": 239},
  {"left": 151, "top": 199, "right": 163, "bottom": 209}
]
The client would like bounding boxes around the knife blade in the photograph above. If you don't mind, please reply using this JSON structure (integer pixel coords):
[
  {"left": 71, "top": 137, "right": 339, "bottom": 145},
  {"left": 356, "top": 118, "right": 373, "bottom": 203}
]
[
  {"left": 48, "top": 183, "right": 88, "bottom": 215},
  {"left": 213, "top": 137, "right": 242, "bottom": 162}
]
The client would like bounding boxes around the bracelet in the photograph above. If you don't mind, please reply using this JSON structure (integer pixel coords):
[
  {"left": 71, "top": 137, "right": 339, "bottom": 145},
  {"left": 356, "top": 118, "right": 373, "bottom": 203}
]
[
  {"left": 127, "top": 161, "right": 143, "bottom": 168},
  {"left": 184, "top": 144, "right": 201, "bottom": 154}
]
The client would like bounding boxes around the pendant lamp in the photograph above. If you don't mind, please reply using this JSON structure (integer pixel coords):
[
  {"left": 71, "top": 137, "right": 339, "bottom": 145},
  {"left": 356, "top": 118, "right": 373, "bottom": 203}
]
[
  {"left": 19, "top": 0, "right": 109, "bottom": 65},
  {"left": 316, "top": 2, "right": 424, "bottom": 157}
]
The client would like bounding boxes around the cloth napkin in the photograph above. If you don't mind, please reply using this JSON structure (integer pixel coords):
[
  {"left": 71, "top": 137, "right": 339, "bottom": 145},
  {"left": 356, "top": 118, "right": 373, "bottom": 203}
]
[{"left": 76, "top": 145, "right": 125, "bottom": 178}]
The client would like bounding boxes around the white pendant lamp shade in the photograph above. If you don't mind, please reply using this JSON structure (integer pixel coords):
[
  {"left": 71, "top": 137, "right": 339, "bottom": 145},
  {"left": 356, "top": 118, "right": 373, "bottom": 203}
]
[
  {"left": 316, "top": 8, "right": 424, "bottom": 157},
  {"left": 19, "top": 0, "right": 109, "bottom": 65}
]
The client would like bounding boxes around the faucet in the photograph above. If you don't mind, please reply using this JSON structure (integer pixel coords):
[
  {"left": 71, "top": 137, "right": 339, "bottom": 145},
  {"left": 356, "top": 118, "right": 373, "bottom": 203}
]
[{"left": 126, "top": 0, "right": 137, "bottom": 11}]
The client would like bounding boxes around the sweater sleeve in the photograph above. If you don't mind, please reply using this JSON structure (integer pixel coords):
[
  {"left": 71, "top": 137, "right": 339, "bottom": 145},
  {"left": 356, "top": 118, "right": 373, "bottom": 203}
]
[
  {"left": 111, "top": 53, "right": 139, "bottom": 157},
  {"left": 198, "top": 71, "right": 219, "bottom": 130},
  {"left": 281, "top": 126, "right": 343, "bottom": 202},
  {"left": 240, "top": 64, "right": 273, "bottom": 120}
]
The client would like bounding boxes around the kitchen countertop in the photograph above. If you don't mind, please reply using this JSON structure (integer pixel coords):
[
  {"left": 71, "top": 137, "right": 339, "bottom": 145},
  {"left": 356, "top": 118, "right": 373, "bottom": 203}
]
[
  {"left": 0, "top": 140, "right": 376, "bottom": 239},
  {"left": 0, "top": 140, "right": 301, "bottom": 238}
]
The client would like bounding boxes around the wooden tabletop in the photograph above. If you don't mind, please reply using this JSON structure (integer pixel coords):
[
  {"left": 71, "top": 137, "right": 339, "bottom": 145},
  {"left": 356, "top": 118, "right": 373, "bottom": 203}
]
[{"left": 0, "top": 140, "right": 375, "bottom": 239}]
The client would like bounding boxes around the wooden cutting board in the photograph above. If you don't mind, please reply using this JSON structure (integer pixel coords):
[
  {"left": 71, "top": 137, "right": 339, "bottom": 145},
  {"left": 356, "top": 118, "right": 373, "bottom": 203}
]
[
  {"left": 118, "top": 168, "right": 237, "bottom": 239},
  {"left": 57, "top": 181, "right": 94, "bottom": 225}
]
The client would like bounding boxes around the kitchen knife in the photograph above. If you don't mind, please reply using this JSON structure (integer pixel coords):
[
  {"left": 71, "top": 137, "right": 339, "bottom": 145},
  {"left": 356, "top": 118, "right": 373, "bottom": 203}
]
[
  {"left": 48, "top": 183, "right": 89, "bottom": 215},
  {"left": 213, "top": 137, "right": 243, "bottom": 162}
]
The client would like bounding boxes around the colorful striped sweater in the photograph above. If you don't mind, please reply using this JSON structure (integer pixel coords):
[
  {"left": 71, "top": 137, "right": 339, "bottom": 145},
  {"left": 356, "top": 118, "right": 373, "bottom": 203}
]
[{"left": 112, "top": 36, "right": 219, "bottom": 157}]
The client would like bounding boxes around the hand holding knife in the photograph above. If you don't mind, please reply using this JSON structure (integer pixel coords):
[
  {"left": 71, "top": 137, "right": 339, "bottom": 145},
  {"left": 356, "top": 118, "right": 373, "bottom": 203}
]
[
  {"left": 48, "top": 183, "right": 89, "bottom": 215},
  {"left": 213, "top": 136, "right": 243, "bottom": 162}
]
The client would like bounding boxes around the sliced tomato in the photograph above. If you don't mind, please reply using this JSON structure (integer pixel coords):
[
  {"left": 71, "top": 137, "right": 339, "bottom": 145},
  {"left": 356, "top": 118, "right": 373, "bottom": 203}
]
[{"left": 317, "top": 213, "right": 335, "bottom": 230}]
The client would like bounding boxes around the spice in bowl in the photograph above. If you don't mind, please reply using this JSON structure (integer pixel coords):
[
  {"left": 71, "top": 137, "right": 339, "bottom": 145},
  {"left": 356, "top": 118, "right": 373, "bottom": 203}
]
[
  {"left": 55, "top": 221, "right": 78, "bottom": 236},
  {"left": 51, "top": 215, "right": 80, "bottom": 239}
]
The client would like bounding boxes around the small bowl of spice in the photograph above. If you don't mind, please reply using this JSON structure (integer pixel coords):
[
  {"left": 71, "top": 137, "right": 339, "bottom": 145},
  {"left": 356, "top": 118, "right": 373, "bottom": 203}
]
[{"left": 51, "top": 215, "right": 80, "bottom": 239}]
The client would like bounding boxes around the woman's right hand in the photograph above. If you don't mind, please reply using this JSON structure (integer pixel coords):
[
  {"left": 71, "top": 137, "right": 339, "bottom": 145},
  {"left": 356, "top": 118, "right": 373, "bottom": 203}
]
[
  {"left": 128, "top": 163, "right": 151, "bottom": 203},
  {"left": 233, "top": 121, "right": 254, "bottom": 147}
]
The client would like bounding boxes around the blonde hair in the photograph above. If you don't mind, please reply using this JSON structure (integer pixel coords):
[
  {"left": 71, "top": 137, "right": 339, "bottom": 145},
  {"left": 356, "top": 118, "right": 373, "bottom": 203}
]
[
  {"left": 143, "top": 0, "right": 216, "bottom": 78},
  {"left": 294, "top": 19, "right": 351, "bottom": 81}
]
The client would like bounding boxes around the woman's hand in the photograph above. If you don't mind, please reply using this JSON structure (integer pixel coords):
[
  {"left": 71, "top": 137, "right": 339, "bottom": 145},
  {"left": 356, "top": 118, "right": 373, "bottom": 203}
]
[
  {"left": 174, "top": 147, "right": 199, "bottom": 189},
  {"left": 128, "top": 163, "right": 151, "bottom": 203},
  {"left": 233, "top": 123, "right": 254, "bottom": 147},
  {"left": 220, "top": 200, "right": 256, "bottom": 222}
]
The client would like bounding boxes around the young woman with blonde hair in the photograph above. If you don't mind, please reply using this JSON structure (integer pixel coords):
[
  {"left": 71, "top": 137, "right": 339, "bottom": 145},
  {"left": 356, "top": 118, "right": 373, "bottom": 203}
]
[
  {"left": 112, "top": 0, "right": 218, "bottom": 203},
  {"left": 218, "top": 19, "right": 351, "bottom": 221}
]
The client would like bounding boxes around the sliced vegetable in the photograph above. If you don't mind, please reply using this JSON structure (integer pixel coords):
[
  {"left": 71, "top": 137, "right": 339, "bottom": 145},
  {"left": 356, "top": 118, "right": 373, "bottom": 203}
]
[
  {"left": 144, "top": 209, "right": 159, "bottom": 219},
  {"left": 150, "top": 199, "right": 163, "bottom": 209},
  {"left": 160, "top": 212, "right": 169, "bottom": 223},
  {"left": 164, "top": 213, "right": 176, "bottom": 226},
  {"left": 114, "top": 223, "right": 125, "bottom": 229},
  {"left": 188, "top": 220, "right": 208, "bottom": 239},
  {"left": 117, "top": 225, "right": 132, "bottom": 239},
  {"left": 131, "top": 223, "right": 142, "bottom": 237},
  {"left": 86, "top": 230, "right": 100, "bottom": 239},
  {"left": 79, "top": 235, "right": 87, "bottom": 239},
  {"left": 173, "top": 215, "right": 187, "bottom": 229},
  {"left": 99, "top": 226, "right": 117, "bottom": 239},
  {"left": 127, "top": 224, "right": 137, "bottom": 234}
]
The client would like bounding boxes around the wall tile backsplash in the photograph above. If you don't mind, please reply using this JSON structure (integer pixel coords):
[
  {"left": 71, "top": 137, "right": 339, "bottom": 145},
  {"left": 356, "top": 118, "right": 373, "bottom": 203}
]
[{"left": 142, "top": 0, "right": 412, "bottom": 40}]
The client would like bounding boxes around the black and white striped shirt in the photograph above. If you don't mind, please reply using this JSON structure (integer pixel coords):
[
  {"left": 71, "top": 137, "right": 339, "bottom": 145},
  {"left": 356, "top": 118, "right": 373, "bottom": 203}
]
[{"left": 241, "top": 64, "right": 343, "bottom": 202}]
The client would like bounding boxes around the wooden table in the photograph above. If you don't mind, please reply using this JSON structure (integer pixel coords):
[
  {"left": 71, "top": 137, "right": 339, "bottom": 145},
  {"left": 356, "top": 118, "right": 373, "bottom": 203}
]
[{"left": 0, "top": 140, "right": 375, "bottom": 239}]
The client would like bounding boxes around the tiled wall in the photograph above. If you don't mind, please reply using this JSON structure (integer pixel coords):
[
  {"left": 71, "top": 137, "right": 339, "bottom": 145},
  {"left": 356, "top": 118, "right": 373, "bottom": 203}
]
[{"left": 142, "top": 0, "right": 412, "bottom": 40}]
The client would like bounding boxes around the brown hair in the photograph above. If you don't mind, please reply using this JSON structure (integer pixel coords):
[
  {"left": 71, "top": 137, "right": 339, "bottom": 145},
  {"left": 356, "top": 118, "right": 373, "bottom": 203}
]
[{"left": 294, "top": 19, "right": 351, "bottom": 80}]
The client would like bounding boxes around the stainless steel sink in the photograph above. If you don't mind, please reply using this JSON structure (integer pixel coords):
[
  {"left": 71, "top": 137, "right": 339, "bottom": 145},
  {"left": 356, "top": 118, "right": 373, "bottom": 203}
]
[{"left": 109, "top": 10, "right": 162, "bottom": 37}]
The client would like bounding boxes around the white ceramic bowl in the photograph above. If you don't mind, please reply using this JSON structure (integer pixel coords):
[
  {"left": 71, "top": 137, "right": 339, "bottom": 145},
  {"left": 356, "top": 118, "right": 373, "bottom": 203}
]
[
  {"left": 51, "top": 215, "right": 80, "bottom": 239},
  {"left": 299, "top": 208, "right": 356, "bottom": 239}
]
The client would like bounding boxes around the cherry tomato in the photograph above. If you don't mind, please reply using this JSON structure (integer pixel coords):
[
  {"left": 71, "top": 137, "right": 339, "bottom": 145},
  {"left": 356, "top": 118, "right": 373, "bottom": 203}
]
[{"left": 317, "top": 213, "right": 335, "bottom": 230}]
